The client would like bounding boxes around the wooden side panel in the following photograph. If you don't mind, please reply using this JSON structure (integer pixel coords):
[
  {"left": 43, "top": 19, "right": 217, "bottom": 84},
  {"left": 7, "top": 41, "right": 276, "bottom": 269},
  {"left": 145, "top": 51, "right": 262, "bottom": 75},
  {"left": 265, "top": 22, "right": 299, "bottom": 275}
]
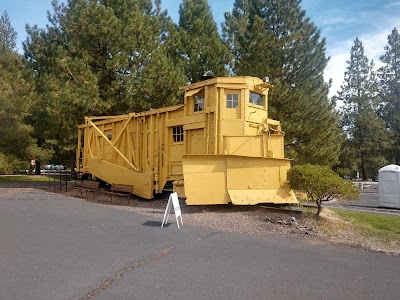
[{"left": 188, "top": 128, "right": 206, "bottom": 155}]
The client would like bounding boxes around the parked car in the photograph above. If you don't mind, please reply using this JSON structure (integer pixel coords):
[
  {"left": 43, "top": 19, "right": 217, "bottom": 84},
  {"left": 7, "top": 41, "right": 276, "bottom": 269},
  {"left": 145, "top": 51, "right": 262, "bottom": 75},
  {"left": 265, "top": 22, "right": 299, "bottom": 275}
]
[{"left": 41, "top": 164, "right": 66, "bottom": 173}]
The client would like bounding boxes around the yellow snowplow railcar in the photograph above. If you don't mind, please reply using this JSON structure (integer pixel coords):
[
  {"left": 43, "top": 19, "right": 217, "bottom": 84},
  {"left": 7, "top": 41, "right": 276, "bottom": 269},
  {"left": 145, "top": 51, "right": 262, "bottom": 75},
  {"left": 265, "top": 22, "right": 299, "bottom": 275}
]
[{"left": 76, "top": 76, "right": 297, "bottom": 205}]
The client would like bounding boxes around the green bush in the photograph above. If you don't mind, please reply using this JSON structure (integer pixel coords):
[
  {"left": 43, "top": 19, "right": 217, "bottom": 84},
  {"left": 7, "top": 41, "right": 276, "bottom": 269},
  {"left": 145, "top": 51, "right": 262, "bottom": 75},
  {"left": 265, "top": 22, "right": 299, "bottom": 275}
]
[
  {"left": 335, "top": 167, "right": 351, "bottom": 178},
  {"left": 0, "top": 153, "right": 25, "bottom": 174},
  {"left": 288, "top": 164, "right": 359, "bottom": 217}
]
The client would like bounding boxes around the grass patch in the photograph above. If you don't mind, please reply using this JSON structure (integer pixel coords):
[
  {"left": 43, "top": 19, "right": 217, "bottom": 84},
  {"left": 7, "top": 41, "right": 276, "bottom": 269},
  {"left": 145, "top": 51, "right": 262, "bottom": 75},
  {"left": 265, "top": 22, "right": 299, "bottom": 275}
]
[
  {"left": 332, "top": 209, "right": 400, "bottom": 242},
  {"left": 0, "top": 175, "right": 49, "bottom": 182},
  {"left": 296, "top": 206, "right": 400, "bottom": 254},
  {"left": 297, "top": 204, "right": 316, "bottom": 218}
]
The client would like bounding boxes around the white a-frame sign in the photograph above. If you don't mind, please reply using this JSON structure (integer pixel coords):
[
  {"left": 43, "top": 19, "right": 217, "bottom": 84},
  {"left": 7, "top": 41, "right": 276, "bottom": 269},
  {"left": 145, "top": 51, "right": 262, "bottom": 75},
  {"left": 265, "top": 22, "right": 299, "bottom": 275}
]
[{"left": 161, "top": 192, "right": 183, "bottom": 229}]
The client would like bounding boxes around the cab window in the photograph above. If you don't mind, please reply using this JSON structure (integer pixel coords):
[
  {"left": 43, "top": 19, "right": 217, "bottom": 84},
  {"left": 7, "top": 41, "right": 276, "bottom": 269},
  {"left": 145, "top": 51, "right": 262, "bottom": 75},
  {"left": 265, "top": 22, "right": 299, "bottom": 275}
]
[
  {"left": 249, "top": 91, "right": 264, "bottom": 106},
  {"left": 193, "top": 90, "right": 204, "bottom": 112}
]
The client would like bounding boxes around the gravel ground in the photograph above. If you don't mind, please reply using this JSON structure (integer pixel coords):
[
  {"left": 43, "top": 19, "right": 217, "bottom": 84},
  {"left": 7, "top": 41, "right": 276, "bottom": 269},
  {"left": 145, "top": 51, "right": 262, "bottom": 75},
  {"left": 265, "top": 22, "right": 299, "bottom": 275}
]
[
  {"left": 77, "top": 193, "right": 400, "bottom": 255},
  {"left": 64, "top": 188, "right": 314, "bottom": 238},
  {"left": 67, "top": 189, "right": 400, "bottom": 255}
]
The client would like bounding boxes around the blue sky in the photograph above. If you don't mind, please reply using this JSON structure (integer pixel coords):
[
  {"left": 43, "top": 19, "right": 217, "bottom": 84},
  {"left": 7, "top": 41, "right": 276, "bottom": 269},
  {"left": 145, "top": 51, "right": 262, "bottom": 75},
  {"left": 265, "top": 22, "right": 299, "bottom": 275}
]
[{"left": 1, "top": 0, "right": 399, "bottom": 97}]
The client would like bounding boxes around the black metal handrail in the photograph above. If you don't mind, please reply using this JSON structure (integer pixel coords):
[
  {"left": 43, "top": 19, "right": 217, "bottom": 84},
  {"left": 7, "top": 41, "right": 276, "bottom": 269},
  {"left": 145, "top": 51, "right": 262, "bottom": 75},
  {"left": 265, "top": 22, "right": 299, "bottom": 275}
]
[{"left": 47, "top": 169, "right": 77, "bottom": 192}]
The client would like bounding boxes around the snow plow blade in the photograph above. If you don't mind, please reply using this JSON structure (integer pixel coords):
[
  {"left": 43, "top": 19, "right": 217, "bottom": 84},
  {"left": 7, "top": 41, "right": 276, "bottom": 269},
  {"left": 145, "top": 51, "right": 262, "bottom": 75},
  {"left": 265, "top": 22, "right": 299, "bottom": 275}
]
[{"left": 182, "top": 155, "right": 297, "bottom": 205}]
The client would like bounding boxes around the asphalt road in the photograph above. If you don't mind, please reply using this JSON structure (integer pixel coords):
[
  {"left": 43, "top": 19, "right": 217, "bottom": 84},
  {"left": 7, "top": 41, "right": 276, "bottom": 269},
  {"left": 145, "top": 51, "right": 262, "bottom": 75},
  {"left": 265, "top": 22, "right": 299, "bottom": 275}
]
[
  {"left": 324, "top": 191, "right": 380, "bottom": 208},
  {"left": 1, "top": 188, "right": 400, "bottom": 300},
  {"left": 324, "top": 183, "right": 400, "bottom": 216},
  {"left": 349, "top": 192, "right": 380, "bottom": 207}
]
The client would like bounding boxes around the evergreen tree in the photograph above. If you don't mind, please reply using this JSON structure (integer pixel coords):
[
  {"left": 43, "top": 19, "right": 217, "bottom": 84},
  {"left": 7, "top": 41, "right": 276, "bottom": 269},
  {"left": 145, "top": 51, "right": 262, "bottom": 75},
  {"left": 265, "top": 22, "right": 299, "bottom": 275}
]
[
  {"left": 0, "top": 10, "right": 17, "bottom": 52},
  {"left": 335, "top": 137, "right": 359, "bottom": 178},
  {"left": 24, "top": 0, "right": 186, "bottom": 161},
  {"left": 0, "top": 11, "right": 51, "bottom": 170},
  {"left": 0, "top": 49, "right": 33, "bottom": 160},
  {"left": 178, "top": 0, "right": 229, "bottom": 83},
  {"left": 379, "top": 28, "right": 400, "bottom": 164},
  {"left": 339, "top": 38, "right": 391, "bottom": 180},
  {"left": 223, "top": 0, "right": 340, "bottom": 166}
]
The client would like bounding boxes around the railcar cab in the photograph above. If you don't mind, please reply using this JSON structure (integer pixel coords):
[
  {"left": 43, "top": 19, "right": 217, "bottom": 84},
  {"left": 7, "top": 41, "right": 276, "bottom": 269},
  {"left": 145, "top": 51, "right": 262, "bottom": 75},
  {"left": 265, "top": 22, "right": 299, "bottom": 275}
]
[
  {"left": 182, "top": 76, "right": 271, "bottom": 123},
  {"left": 179, "top": 76, "right": 283, "bottom": 158}
]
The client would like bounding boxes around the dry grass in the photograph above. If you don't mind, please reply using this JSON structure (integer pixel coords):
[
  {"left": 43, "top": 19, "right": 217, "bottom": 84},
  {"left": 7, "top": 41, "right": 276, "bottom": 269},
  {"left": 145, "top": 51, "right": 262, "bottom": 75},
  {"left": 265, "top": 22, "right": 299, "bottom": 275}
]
[
  {"left": 295, "top": 208, "right": 400, "bottom": 255},
  {"left": 331, "top": 209, "right": 400, "bottom": 254}
]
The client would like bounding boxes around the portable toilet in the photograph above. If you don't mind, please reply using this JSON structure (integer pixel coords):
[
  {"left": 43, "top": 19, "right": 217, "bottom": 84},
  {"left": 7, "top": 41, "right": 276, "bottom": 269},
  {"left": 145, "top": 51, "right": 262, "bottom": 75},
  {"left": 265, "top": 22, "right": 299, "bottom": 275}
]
[{"left": 378, "top": 164, "right": 400, "bottom": 209}]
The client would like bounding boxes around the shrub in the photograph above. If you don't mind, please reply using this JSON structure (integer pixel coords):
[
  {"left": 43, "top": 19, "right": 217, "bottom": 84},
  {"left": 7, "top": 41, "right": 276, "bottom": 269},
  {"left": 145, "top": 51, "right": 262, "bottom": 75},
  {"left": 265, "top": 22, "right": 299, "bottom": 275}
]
[
  {"left": 288, "top": 164, "right": 359, "bottom": 217},
  {"left": 0, "top": 153, "right": 25, "bottom": 174},
  {"left": 335, "top": 167, "right": 351, "bottom": 178}
]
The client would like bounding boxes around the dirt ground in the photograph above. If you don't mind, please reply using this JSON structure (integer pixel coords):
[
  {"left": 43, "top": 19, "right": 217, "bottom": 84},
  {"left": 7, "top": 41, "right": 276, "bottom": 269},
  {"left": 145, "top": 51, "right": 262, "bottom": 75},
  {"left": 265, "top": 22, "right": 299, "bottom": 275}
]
[
  {"left": 63, "top": 188, "right": 400, "bottom": 255},
  {"left": 2, "top": 181, "right": 399, "bottom": 255}
]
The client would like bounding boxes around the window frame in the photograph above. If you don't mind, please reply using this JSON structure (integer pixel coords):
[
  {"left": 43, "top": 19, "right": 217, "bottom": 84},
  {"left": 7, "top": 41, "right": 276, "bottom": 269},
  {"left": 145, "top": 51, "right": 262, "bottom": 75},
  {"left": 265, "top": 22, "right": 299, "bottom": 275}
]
[
  {"left": 226, "top": 93, "right": 239, "bottom": 109},
  {"left": 172, "top": 126, "right": 184, "bottom": 143}
]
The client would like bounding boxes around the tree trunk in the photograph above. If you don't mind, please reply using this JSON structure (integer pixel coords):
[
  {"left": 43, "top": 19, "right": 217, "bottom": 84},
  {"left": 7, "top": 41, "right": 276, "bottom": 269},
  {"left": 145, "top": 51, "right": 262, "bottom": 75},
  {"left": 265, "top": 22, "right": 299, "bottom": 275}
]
[
  {"left": 396, "top": 152, "right": 400, "bottom": 166},
  {"left": 315, "top": 199, "right": 322, "bottom": 217},
  {"left": 69, "top": 153, "right": 75, "bottom": 172},
  {"left": 361, "top": 151, "right": 367, "bottom": 180}
]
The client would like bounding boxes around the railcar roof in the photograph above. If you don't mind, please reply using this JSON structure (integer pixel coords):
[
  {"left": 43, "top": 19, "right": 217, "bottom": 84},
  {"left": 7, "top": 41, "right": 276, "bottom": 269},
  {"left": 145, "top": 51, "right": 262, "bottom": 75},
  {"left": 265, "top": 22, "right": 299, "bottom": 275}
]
[
  {"left": 180, "top": 76, "right": 272, "bottom": 91},
  {"left": 82, "top": 104, "right": 185, "bottom": 127}
]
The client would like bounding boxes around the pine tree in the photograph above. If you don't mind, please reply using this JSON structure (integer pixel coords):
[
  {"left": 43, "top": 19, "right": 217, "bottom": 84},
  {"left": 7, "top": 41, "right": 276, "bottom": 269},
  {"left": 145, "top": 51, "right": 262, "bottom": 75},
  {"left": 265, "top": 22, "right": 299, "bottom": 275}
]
[
  {"left": 339, "top": 38, "right": 391, "bottom": 180},
  {"left": 0, "top": 11, "right": 50, "bottom": 168},
  {"left": 222, "top": 0, "right": 340, "bottom": 166},
  {"left": 0, "top": 10, "right": 17, "bottom": 52},
  {"left": 23, "top": 0, "right": 186, "bottom": 161},
  {"left": 178, "top": 0, "right": 229, "bottom": 83},
  {"left": 379, "top": 28, "right": 400, "bottom": 164},
  {"left": 0, "top": 51, "right": 33, "bottom": 159}
]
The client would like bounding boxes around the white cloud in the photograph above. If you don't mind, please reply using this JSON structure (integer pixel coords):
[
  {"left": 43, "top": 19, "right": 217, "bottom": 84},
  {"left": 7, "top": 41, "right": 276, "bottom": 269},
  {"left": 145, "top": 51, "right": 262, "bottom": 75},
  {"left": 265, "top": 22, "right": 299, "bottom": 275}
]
[
  {"left": 362, "top": 30, "right": 389, "bottom": 68},
  {"left": 319, "top": 16, "right": 358, "bottom": 26},
  {"left": 325, "top": 18, "right": 399, "bottom": 99},
  {"left": 324, "top": 40, "right": 353, "bottom": 98},
  {"left": 383, "top": 1, "right": 400, "bottom": 8}
]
